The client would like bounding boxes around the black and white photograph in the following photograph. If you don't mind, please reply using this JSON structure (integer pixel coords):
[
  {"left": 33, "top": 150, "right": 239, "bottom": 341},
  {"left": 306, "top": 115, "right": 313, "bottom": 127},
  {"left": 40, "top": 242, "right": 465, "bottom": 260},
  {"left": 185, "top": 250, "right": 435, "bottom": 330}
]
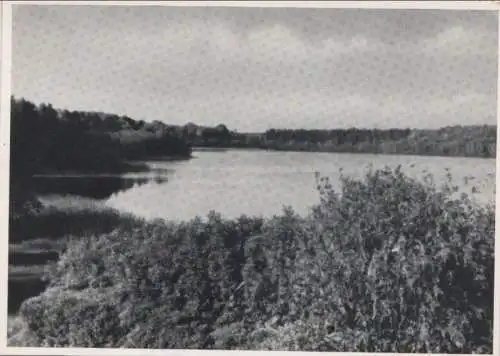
[{"left": 2, "top": 1, "right": 498, "bottom": 353}]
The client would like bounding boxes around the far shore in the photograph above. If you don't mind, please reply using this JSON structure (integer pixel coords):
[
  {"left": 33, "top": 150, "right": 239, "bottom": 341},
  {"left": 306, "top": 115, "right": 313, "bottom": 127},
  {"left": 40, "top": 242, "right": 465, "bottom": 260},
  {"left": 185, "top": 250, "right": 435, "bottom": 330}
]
[{"left": 28, "top": 146, "right": 496, "bottom": 180}]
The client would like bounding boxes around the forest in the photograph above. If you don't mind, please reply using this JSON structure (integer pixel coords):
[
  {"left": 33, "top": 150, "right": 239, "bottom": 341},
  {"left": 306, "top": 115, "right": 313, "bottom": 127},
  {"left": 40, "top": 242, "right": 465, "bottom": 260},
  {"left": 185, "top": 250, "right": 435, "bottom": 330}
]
[
  {"left": 229, "top": 127, "right": 497, "bottom": 158},
  {"left": 10, "top": 97, "right": 192, "bottom": 178},
  {"left": 165, "top": 123, "right": 496, "bottom": 159}
]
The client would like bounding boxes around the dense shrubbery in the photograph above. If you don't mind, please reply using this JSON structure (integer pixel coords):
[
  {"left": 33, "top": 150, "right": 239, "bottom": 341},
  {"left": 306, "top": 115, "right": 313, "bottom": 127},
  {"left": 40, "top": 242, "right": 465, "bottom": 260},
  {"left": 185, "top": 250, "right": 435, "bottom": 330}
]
[{"left": 10, "top": 167, "right": 495, "bottom": 352}]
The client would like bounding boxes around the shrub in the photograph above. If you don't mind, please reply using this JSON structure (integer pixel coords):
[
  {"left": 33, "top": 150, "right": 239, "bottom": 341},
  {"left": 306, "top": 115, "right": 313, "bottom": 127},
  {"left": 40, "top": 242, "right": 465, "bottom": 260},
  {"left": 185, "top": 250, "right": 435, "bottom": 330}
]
[
  {"left": 19, "top": 288, "right": 123, "bottom": 347},
  {"left": 13, "top": 167, "right": 495, "bottom": 352},
  {"left": 252, "top": 166, "right": 495, "bottom": 353}
]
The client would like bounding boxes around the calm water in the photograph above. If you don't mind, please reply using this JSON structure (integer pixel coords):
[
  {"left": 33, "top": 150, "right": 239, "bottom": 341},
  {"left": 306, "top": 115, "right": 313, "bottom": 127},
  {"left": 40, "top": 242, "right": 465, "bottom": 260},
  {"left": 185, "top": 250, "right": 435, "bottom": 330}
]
[{"left": 37, "top": 150, "right": 496, "bottom": 221}]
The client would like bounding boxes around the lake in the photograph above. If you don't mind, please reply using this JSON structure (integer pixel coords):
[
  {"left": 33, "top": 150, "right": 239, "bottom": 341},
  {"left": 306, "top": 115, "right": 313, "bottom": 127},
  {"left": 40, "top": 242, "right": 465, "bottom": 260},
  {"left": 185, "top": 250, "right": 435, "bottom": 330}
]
[{"left": 36, "top": 150, "right": 496, "bottom": 221}]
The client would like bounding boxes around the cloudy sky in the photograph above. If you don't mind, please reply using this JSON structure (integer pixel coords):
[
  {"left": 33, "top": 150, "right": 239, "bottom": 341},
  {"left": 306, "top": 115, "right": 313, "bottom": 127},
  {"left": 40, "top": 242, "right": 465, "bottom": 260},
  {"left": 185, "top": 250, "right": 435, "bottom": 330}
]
[{"left": 11, "top": 4, "right": 498, "bottom": 131}]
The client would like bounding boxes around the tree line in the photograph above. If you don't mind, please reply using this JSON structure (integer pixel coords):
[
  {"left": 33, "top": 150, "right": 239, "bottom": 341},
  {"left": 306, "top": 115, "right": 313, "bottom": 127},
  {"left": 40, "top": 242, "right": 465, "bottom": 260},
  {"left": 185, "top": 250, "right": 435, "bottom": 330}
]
[
  {"left": 10, "top": 97, "right": 496, "bottom": 184},
  {"left": 164, "top": 122, "right": 496, "bottom": 159},
  {"left": 227, "top": 127, "right": 496, "bottom": 158},
  {"left": 10, "top": 97, "right": 192, "bottom": 178}
]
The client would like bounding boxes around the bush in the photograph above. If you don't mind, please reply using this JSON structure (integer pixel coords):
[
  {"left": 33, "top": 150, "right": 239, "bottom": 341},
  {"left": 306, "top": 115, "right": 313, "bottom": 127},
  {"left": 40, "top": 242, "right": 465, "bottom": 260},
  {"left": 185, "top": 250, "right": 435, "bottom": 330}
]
[
  {"left": 252, "top": 167, "right": 495, "bottom": 353},
  {"left": 12, "top": 167, "right": 495, "bottom": 352},
  {"left": 19, "top": 288, "right": 123, "bottom": 347}
]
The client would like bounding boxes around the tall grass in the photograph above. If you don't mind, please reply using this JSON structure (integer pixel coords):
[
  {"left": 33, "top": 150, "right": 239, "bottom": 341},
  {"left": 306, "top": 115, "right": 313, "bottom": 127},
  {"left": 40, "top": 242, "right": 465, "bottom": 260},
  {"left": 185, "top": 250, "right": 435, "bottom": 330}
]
[
  {"left": 9, "top": 196, "right": 145, "bottom": 243},
  {"left": 9, "top": 167, "right": 495, "bottom": 352}
]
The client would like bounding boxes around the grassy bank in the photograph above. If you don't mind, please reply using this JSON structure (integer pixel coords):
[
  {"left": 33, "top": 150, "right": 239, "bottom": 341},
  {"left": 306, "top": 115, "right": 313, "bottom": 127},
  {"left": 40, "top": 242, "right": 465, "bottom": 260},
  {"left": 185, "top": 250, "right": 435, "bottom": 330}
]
[
  {"left": 8, "top": 167, "right": 495, "bottom": 353},
  {"left": 8, "top": 196, "right": 146, "bottom": 316}
]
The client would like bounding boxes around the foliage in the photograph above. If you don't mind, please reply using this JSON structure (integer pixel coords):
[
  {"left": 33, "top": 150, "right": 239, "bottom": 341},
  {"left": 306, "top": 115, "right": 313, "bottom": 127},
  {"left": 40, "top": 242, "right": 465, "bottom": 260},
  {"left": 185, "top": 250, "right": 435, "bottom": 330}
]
[
  {"left": 10, "top": 96, "right": 192, "bottom": 177},
  {"left": 110, "top": 129, "right": 191, "bottom": 160},
  {"left": 10, "top": 167, "right": 495, "bottom": 353},
  {"left": 182, "top": 125, "right": 496, "bottom": 158},
  {"left": 254, "top": 126, "right": 496, "bottom": 158},
  {"left": 7, "top": 315, "right": 39, "bottom": 347},
  {"left": 9, "top": 199, "right": 145, "bottom": 243}
]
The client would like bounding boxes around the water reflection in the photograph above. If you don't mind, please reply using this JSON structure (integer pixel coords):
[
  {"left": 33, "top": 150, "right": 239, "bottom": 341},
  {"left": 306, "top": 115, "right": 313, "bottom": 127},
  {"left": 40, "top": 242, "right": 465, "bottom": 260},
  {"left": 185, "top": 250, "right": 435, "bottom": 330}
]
[{"left": 33, "top": 175, "right": 169, "bottom": 199}]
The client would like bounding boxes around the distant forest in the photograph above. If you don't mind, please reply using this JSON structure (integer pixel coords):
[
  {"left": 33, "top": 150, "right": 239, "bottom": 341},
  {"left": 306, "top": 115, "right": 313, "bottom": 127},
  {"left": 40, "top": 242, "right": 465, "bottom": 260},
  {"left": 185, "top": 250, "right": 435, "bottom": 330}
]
[
  {"left": 160, "top": 121, "right": 497, "bottom": 159},
  {"left": 10, "top": 96, "right": 497, "bottom": 180},
  {"left": 230, "top": 127, "right": 496, "bottom": 158}
]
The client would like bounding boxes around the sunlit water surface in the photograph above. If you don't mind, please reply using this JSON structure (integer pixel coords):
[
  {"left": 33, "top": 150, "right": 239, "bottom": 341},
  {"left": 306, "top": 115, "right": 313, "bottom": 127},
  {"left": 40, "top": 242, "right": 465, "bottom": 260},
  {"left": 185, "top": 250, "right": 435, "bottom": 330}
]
[{"left": 96, "top": 150, "right": 496, "bottom": 221}]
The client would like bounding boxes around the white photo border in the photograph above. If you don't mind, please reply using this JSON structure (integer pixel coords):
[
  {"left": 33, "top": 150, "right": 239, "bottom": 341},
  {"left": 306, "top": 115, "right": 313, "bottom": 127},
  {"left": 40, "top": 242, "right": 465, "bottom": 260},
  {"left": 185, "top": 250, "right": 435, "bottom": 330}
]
[{"left": 1, "top": 1, "right": 499, "bottom": 355}]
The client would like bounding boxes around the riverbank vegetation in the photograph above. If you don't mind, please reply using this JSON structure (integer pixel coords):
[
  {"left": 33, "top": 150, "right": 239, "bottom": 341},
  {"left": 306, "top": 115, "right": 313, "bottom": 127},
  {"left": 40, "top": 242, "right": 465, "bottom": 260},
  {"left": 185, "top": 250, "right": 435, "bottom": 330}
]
[
  {"left": 8, "top": 167, "right": 495, "bottom": 353},
  {"left": 258, "top": 126, "right": 496, "bottom": 158},
  {"left": 10, "top": 96, "right": 192, "bottom": 178},
  {"left": 201, "top": 126, "right": 497, "bottom": 158},
  {"left": 9, "top": 96, "right": 192, "bottom": 217},
  {"left": 158, "top": 122, "right": 496, "bottom": 158}
]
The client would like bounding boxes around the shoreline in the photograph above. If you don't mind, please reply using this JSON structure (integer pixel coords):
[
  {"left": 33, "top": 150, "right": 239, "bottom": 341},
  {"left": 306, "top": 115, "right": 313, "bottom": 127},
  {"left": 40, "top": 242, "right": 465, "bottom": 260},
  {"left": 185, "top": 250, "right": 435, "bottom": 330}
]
[
  {"left": 192, "top": 145, "right": 496, "bottom": 159},
  {"left": 31, "top": 155, "right": 192, "bottom": 177},
  {"left": 24, "top": 148, "right": 495, "bottom": 182}
]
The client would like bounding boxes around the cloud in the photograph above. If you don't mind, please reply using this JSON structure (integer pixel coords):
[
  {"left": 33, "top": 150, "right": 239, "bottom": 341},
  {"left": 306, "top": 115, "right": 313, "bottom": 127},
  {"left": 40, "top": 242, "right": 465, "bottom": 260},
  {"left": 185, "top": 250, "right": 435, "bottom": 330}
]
[
  {"left": 11, "top": 5, "right": 498, "bottom": 130},
  {"left": 419, "top": 25, "right": 495, "bottom": 57}
]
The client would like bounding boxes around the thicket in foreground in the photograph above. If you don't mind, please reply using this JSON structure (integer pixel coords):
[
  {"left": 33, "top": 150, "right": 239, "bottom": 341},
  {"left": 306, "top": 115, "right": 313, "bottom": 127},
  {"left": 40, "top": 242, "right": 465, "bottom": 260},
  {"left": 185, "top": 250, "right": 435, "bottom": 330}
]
[{"left": 13, "top": 167, "right": 495, "bottom": 352}]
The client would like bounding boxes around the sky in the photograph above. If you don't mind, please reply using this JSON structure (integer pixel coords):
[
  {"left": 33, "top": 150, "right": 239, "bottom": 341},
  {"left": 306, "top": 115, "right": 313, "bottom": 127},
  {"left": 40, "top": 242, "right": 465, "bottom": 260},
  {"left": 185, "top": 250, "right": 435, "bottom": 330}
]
[{"left": 11, "top": 4, "right": 499, "bottom": 131}]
